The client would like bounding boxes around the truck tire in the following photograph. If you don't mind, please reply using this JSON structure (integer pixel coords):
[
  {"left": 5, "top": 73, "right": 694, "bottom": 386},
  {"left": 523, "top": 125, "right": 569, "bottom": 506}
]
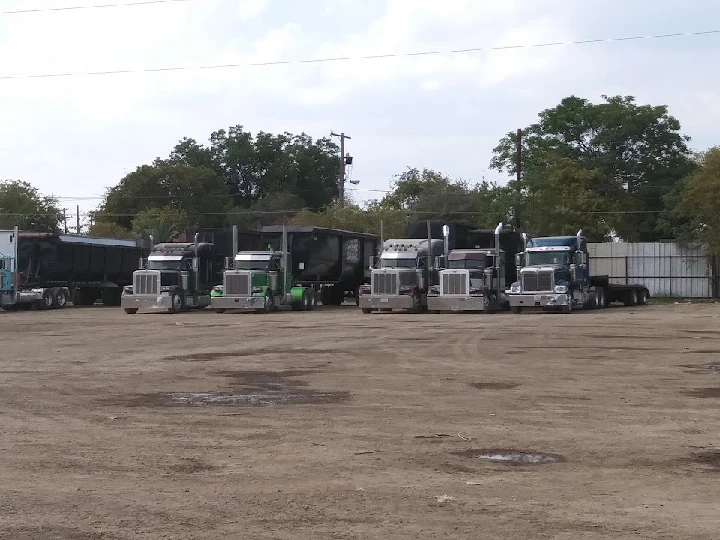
[
  {"left": 101, "top": 287, "right": 121, "bottom": 307},
  {"left": 411, "top": 291, "right": 421, "bottom": 313},
  {"left": 625, "top": 289, "right": 638, "bottom": 307},
  {"left": 301, "top": 289, "right": 314, "bottom": 311},
  {"left": 124, "top": 308, "right": 138, "bottom": 315},
  {"left": 38, "top": 289, "right": 54, "bottom": 310},
  {"left": 562, "top": 303, "right": 572, "bottom": 314},
  {"left": 52, "top": 288, "right": 68, "bottom": 309},
  {"left": 638, "top": 288, "right": 649, "bottom": 305},
  {"left": 259, "top": 291, "right": 275, "bottom": 313},
  {"left": 169, "top": 290, "right": 183, "bottom": 314},
  {"left": 511, "top": 306, "right": 522, "bottom": 314},
  {"left": 595, "top": 288, "right": 607, "bottom": 309}
]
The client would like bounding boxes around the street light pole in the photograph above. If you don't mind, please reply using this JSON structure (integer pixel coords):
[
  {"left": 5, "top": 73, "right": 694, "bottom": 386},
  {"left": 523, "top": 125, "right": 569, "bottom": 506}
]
[{"left": 330, "top": 131, "right": 351, "bottom": 208}]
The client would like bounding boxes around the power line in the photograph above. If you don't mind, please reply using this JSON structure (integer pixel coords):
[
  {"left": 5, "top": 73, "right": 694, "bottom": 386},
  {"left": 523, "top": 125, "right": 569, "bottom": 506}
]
[
  {"left": 1, "top": 0, "right": 191, "bottom": 15},
  {"left": 1, "top": 29, "right": 718, "bottom": 81}
]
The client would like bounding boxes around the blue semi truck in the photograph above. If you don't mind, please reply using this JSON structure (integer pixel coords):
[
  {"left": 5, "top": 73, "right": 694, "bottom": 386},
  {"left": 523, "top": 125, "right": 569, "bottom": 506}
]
[{"left": 507, "top": 230, "right": 650, "bottom": 313}]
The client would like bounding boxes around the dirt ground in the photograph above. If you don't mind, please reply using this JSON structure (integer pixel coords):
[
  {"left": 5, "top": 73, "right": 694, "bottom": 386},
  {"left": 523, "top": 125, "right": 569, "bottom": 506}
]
[{"left": 1, "top": 303, "right": 719, "bottom": 539}]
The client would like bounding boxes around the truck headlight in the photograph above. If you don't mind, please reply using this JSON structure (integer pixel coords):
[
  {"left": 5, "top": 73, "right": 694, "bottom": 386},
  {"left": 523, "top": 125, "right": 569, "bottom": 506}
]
[
  {"left": 510, "top": 282, "right": 521, "bottom": 293},
  {"left": 554, "top": 285, "right": 568, "bottom": 294},
  {"left": 123, "top": 286, "right": 133, "bottom": 295},
  {"left": 251, "top": 286, "right": 264, "bottom": 294}
]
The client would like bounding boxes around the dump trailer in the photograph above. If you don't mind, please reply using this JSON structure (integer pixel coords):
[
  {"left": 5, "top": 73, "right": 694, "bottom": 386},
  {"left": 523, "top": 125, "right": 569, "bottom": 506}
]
[
  {"left": 211, "top": 227, "right": 317, "bottom": 313},
  {"left": 121, "top": 235, "right": 216, "bottom": 314},
  {"left": 427, "top": 222, "right": 513, "bottom": 313},
  {"left": 507, "top": 230, "right": 650, "bottom": 313},
  {"left": 261, "top": 225, "right": 379, "bottom": 306},
  {"left": 1, "top": 227, "right": 145, "bottom": 311}
]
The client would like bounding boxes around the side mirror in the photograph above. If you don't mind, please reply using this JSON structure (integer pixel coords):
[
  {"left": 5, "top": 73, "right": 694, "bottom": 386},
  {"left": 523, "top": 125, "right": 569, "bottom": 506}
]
[
  {"left": 369, "top": 256, "right": 375, "bottom": 269},
  {"left": 225, "top": 257, "right": 233, "bottom": 270},
  {"left": 434, "top": 255, "right": 446, "bottom": 269},
  {"left": 575, "top": 251, "right": 585, "bottom": 266},
  {"left": 515, "top": 253, "right": 524, "bottom": 267}
]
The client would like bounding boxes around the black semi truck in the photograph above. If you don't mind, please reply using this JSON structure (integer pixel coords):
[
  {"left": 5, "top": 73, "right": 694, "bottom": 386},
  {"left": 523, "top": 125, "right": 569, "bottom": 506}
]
[{"left": 1, "top": 228, "right": 146, "bottom": 311}]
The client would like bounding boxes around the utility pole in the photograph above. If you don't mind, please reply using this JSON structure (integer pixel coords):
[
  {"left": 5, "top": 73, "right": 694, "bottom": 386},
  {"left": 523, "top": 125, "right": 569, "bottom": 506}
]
[
  {"left": 63, "top": 208, "right": 68, "bottom": 234},
  {"left": 76, "top": 205, "right": 80, "bottom": 235},
  {"left": 330, "top": 131, "right": 351, "bottom": 208},
  {"left": 515, "top": 128, "right": 522, "bottom": 229}
]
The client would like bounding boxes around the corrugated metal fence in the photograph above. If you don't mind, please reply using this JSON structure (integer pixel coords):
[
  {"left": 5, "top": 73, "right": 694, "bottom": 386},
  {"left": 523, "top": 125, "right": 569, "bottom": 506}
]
[{"left": 587, "top": 242, "right": 719, "bottom": 298}]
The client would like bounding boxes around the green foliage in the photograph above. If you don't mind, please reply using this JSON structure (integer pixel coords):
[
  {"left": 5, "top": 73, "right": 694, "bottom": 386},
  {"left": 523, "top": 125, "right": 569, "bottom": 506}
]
[
  {"left": 88, "top": 220, "right": 136, "bottom": 239},
  {"left": 491, "top": 95, "right": 695, "bottom": 240},
  {"left": 131, "top": 206, "right": 192, "bottom": 244},
  {"left": 97, "top": 164, "right": 231, "bottom": 230},
  {"left": 671, "top": 147, "right": 720, "bottom": 254},
  {"left": 0, "top": 180, "right": 62, "bottom": 233}
]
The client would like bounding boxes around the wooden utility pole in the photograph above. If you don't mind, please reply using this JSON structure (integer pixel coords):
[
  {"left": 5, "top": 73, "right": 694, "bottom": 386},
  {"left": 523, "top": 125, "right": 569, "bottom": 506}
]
[
  {"left": 76, "top": 205, "right": 80, "bottom": 235},
  {"left": 330, "top": 131, "right": 351, "bottom": 208},
  {"left": 63, "top": 209, "right": 68, "bottom": 234},
  {"left": 515, "top": 128, "right": 522, "bottom": 229}
]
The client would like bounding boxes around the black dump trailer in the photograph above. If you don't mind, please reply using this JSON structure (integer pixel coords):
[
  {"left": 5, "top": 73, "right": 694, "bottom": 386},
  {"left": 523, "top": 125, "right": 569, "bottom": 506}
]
[
  {"left": 14, "top": 232, "right": 146, "bottom": 307},
  {"left": 468, "top": 228, "right": 525, "bottom": 288},
  {"left": 406, "top": 221, "right": 475, "bottom": 250},
  {"left": 184, "top": 228, "right": 266, "bottom": 284},
  {"left": 261, "top": 225, "right": 380, "bottom": 305}
]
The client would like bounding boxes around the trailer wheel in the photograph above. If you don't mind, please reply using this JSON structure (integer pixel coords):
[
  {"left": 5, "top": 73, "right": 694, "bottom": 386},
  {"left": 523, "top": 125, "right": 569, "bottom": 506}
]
[
  {"left": 300, "top": 289, "right": 314, "bottom": 311},
  {"left": 38, "top": 289, "right": 54, "bottom": 310},
  {"left": 511, "top": 306, "right": 522, "bottom": 314},
  {"left": 124, "top": 308, "right": 138, "bottom": 315},
  {"left": 52, "top": 288, "right": 68, "bottom": 309},
  {"left": 169, "top": 290, "right": 183, "bottom": 313},
  {"left": 637, "top": 288, "right": 649, "bottom": 305},
  {"left": 595, "top": 288, "right": 607, "bottom": 309}
]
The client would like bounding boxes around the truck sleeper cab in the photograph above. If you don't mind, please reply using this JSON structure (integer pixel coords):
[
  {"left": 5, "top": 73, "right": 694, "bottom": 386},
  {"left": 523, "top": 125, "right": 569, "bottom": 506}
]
[
  {"left": 359, "top": 238, "right": 443, "bottom": 313},
  {"left": 210, "top": 250, "right": 316, "bottom": 313},
  {"left": 121, "top": 240, "right": 214, "bottom": 314}
]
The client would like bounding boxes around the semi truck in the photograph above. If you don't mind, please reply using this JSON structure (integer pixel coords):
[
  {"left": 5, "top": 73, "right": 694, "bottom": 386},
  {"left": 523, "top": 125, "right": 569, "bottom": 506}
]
[
  {"left": 358, "top": 222, "right": 444, "bottom": 313},
  {"left": 211, "top": 227, "right": 317, "bottom": 313},
  {"left": 1, "top": 226, "right": 145, "bottom": 311},
  {"left": 121, "top": 235, "right": 217, "bottom": 314},
  {"left": 507, "top": 230, "right": 650, "bottom": 313},
  {"left": 427, "top": 222, "right": 514, "bottom": 313}
]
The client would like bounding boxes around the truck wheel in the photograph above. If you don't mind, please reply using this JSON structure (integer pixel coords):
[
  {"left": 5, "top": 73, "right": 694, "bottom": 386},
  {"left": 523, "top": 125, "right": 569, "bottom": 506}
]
[
  {"left": 411, "top": 292, "right": 421, "bottom": 313},
  {"left": 638, "top": 288, "right": 649, "bottom": 305},
  {"left": 511, "top": 306, "right": 522, "bottom": 314},
  {"left": 124, "top": 308, "right": 138, "bottom": 315},
  {"left": 625, "top": 289, "right": 638, "bottom": 306},
  {"left": 52, "top": 288, "right": 68, "bottom": 309},
  {"left": 262, "top": 291, "right": 275, "bottom": 313},
  {"left": 169, "top": 290, "right": 183, "bottom": 313},
  {"left": 361, "top": 308, "right": 372, "bottom": 314},
  {"left": 301, "top": 289, "right": 313, "bottom": 311},
  {"left": 562, "top": 303, "right": 572, "bottom": 314},
  {"left": 38, "top": 289, "right": 54, "bottom": 310}
]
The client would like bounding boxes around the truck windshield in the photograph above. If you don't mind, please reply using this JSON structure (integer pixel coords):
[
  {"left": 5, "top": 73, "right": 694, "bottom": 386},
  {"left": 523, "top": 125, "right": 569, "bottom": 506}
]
[
  {"left": 448, "top": 259, "right": 486, "bottom": 270},
  {"left": 235, "top": 260, "right": 270, "bottom": 271},
  {"left": 381, "top": 258, "right": 417, "bottom": 268},
  {"left": 148, "top": 260, "right": 186, "bottom": 271},
  {"left": 526, "top": 252, "right": 569, "bottom": 266}
]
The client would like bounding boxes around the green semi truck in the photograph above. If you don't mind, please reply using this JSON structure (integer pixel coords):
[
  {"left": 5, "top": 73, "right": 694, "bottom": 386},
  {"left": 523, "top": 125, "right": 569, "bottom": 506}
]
[{"left": 210, "top": 227, "right": 317, "bottom": 313}]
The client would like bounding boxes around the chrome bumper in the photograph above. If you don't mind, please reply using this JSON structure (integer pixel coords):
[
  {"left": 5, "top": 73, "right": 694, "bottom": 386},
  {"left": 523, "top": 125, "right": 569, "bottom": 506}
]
[
  {"left": 359, "top": 294, "right": 415, "bottom": 310},
  {"left": 427, "top": 295, "right": 485, "bottom": 312},
  {"left": 121, "top": 294, "right": 173, "bottom": 310},
  {"left": 508, "top": 293, "right": 569, "bottom": 308},
  {"left": 211, "top": 295, "right": 265, "bottom": 310}
]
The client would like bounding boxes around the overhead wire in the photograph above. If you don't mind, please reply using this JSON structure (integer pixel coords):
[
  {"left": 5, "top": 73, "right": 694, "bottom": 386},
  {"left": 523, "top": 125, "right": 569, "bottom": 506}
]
[
  {"left": 1, "top": 0, "right": 191, "bottom": 15},
  {"left": 0, "top": 29, "right": 718, "bottom": 80}
]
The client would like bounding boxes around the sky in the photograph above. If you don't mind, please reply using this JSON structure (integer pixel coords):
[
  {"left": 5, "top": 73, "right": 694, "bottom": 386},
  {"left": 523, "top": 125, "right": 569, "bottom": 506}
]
[{"left": 0, "top": 0, "right": 719, "bottom": 230}]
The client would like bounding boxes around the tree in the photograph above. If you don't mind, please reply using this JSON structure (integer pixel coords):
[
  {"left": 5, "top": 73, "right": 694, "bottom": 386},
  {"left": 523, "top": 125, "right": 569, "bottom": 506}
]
[
  {"left": 668, "top": 147, "right": 720, "bottom": 254},
  {"left": 0, "top": 180, "right": 62, "bottom": 232},
  {"left": 131, "top": 206, "right": 192, "bottom": 244},
  {"left": 88, "top": 220, "right": 136, "bottom": 239},
  {"left": 97, "top": 164, "right": 232, "bottom": 230},
  {"left": 491, "top": 95, "right": 696, "bottom": 239}
]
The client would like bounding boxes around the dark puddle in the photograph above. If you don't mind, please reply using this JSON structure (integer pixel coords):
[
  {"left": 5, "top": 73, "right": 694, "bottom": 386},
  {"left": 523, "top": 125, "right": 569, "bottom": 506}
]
[
  {"left": 683, "top": 388, "right": 720, "bottom": 398},
  {"left": 469, "top": 382, "right": 520, "bottom": 390},
  {"left": 681, "top": 362, "right": 720, "bottom": 374},
  {"left": 454, "top": 448, "right": 565, "bottom": 465},
  {"left": 116, "top": 368, "right": 350, "bottom": 408},
  {"left": 164, "top": 347, "right": 345, "bottom": 361},
  {"left": 688, "top": 451, "right": 720, "bottom": 472}
]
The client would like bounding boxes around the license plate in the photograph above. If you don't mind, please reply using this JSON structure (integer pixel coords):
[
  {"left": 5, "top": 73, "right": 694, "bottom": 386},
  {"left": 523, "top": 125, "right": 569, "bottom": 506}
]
[{"left": 380, "top": 298, "right": 389, "bottom": 303}]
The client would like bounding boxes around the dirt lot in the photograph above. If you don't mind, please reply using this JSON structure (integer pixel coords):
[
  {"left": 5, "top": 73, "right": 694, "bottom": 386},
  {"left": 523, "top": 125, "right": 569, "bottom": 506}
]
[{"left": 1, "top": 303, "right": 719, "bottom": 539}]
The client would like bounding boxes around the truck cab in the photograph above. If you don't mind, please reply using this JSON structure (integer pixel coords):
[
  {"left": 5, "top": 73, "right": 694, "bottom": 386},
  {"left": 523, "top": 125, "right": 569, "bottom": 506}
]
[
  {"left": 211, "top": 228, "right": 317, "bottom": 313},
  {"left": 358, "top": 238, "right": 443, "bottom": 313},
  {"left": 507, "top": 231, "right": 595, "bottom": 313},
  {"left": 427, "top": 222, "right": 508, "bottom": 313},
  {"left": 121, "top": 238, "right": 215, "bottom": 314}
]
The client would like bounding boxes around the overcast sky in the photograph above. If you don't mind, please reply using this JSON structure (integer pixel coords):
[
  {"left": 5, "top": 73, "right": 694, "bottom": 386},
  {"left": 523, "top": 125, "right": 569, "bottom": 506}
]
[{"left": 0, "top": 0, "right": 718, "bottom": 226}]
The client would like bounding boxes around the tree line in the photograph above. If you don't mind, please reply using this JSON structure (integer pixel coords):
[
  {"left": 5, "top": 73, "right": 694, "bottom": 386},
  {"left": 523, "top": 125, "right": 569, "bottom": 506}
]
[{"left": 2, "top": 95, "right": 719, "bottom": 253}]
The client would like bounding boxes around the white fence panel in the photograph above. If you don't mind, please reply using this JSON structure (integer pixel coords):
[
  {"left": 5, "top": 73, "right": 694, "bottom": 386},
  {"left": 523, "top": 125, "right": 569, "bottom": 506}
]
[{"left": 587, "top": 242, "right": 714, "bottom": 298}]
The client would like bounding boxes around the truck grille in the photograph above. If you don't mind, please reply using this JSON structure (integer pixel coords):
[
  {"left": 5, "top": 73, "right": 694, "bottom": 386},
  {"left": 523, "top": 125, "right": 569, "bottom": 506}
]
[
  {"left": 372, "top": 272, "right": 398, "bottom": 295},
  {"left": 522, "top": 271, "right": 553, "bottom": 292},
  {"left": 224, "top": 272, "right": 250, "bottom": 296},
  {"left": 134, "top": 271, "right": 159, "bottom": 295},
  {"left": 441, "top": 272, "right": 467, "bottom": 295}
]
